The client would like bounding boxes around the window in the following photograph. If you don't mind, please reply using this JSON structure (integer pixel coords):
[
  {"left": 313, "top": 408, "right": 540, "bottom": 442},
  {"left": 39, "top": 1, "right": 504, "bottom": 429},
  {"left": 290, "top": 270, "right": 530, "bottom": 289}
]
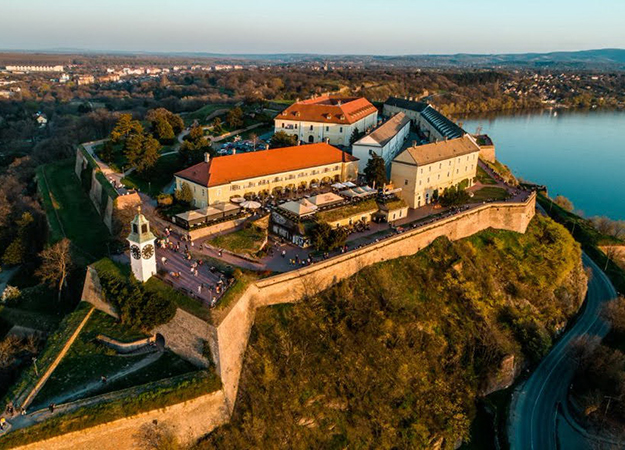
[
  {"left": 326, "top": 126, "right": 329, "bottom": 132},
  {"left": 132, "top": 224, "right": 138, "bottom": 234},
  {"left": 437, "top": 174, "right": 440, "bottom": 180},
  {"left": 420, "top": 168, "right": 423, "bottom": 174},
  {"left": 429, "top": 166, "right": 431, "bottom": 172},
  {"left": 404, "top": 179, "right": 408, "bottom": 186},
  {"left": 282, "top": 123, "right": 285, "bottom": 128},
  {"left": 439, "top": 163, "right": 442, "bottom": 169},
  {"left": 339, "top": 127, "right": 343, "bottom": 133},
  {"left": 295, "top": 124, "right": 298, "bottom": 129},
  {"left": 141, "top": 224, "right": 148, "bottom": 234},
  {"left": 309, "top": 125, "right": 313, "bottom": 131}
]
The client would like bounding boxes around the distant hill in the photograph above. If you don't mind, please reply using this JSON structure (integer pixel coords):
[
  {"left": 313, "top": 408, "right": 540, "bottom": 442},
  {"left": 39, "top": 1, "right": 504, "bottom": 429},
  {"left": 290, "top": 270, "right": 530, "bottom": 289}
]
[{"left": 2, "top": 48, "right": 625, "bottom": 70}]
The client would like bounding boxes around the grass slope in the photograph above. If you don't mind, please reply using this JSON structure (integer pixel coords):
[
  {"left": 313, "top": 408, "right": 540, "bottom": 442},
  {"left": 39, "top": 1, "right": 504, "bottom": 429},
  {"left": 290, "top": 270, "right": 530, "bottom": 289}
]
[{"left": 202, "top": 215, "right": 585, "bottom": 449}]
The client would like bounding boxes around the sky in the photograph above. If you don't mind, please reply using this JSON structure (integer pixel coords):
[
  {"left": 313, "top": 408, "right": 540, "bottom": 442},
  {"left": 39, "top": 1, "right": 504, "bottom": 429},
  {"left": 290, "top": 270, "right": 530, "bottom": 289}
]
[{"left": 1, "top": 0, "right": 624, "bottom": 55}]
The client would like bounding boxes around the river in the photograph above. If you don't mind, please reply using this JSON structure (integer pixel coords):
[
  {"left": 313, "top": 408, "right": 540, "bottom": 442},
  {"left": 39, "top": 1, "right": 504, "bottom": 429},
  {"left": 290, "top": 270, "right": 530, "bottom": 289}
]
[{"left": 461, "top": 109, "right": 625, "bottom": 220}]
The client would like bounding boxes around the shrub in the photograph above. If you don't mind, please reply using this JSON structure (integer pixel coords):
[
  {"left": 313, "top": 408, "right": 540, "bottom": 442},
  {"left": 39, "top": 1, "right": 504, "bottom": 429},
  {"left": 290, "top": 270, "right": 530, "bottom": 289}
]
[{"left": 157, "top": 193, "right": 174, "bottom": 207}]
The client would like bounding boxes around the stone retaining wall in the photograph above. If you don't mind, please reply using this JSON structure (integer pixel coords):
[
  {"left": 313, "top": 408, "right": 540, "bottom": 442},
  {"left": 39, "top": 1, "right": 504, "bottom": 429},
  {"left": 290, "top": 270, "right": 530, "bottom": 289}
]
[
  {"left": 9, "top": 194, "right": 535, "bottom": 449},
  {"left": 96, "top": 335, "right": 155, "bottom": 354}
]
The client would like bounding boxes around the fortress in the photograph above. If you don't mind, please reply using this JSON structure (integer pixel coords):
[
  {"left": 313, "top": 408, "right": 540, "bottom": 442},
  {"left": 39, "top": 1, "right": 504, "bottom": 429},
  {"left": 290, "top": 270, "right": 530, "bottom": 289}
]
[{"left": 10, "top": 192, "right": 536, "bottom": 450}]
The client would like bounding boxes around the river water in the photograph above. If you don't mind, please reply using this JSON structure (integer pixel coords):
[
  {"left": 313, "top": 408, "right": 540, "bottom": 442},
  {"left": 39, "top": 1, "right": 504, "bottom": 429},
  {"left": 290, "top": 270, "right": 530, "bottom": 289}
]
[{"left": 461, "top": 109, "right": 625, "bottom": 220}]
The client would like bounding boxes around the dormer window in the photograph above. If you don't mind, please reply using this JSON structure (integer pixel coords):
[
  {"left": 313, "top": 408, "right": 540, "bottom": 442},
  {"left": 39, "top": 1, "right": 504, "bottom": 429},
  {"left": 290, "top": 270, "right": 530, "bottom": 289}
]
[{"left": 132, "top": 224, "right": 138, "bottom": 234}]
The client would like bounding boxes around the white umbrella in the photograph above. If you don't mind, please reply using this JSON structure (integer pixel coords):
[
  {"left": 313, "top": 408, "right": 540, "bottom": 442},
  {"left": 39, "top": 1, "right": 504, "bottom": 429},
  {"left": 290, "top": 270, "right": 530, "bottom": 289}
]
[
  {"left": 241, "top": 200, "right": 261, "bottom": 209},
  {"left": 230, "top": 196, "right": 245, "bottom": 203}
]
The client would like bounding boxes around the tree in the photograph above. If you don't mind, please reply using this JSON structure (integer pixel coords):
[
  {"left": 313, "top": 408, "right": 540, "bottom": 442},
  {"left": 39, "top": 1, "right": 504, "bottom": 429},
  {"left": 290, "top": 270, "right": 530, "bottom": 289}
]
[
  {"left": 212, "top": 117, "right": 224, "bottom": 135},
  {"left": 110, "top": 114, "right": 143, "bottom": 144},
  {"left": 554, "top": 195, "right": 574, "bottom": 212},
  {"left": 146, "top": 108, "right": 184, "bottom": 136},
  {"left": 310, "top": 222, "right": 348, "bottom": 251},
  {"left": 439, "top": 185, "right": 470, "bottom": 207},
  {"left": 36, "top": 238, "right": 73, "bottom": 301},
  {"left": 125, "top": 133, "right": 161, "bottom": 173},
  {"left": 154, "top": 117, "right": 175, "bottom": 142},
  {"left": 175, "top": 182, "right": 193, "bottom": 204},
  {"left": 363, "top": 154, "right": 387, "bottom": 188},
  {"left": 3, "top": 212, "right": 35, "bottom": 266},
  {"left": 135, "top": 421, "right": 180, "bottom": 450},
  {"left": 349, "top": 127, "right": 363, "bottom": 145},
  {"left": 270, "top": 131, "right": 298, "bottom": 149},
  {"left": 100, "top": 140, "right": 114, "bottom": 163},
  {"left": 226, "top": 107, "right": 244, "bottom": 129}
]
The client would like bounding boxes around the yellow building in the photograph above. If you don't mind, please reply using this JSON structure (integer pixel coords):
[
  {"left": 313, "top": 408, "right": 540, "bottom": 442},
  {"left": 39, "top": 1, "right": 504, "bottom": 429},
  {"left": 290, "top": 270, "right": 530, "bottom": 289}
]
[
  {"left": 274, "top": 96, "right": 378, "bottom": 146},
  {"left": 174, "top": 143, "right": 359, "bottom": 207},
  {"left": 390, "top": 135, "right": 480, "bottom": 208}
]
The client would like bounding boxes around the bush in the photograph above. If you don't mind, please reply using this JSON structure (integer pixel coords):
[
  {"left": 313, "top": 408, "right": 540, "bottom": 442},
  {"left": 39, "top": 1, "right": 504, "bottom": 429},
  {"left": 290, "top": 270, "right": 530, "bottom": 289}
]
[{"left": 157, "top": 194, "right": 174, "bottom": 207}]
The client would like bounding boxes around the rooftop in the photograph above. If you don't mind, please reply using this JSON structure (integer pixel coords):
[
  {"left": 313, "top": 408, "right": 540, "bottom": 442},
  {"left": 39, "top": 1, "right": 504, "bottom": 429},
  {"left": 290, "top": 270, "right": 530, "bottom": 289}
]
[
  {"left": 396, "top": 135, "right": 480, "bottom": 166},
  {"left": 385, "top": 97, "right": 429, "bottom": 113},
  {"left": 420, "top": 106, "right": 465, "bottom": 140},
  {"left": 175, "top": 143, "right": 358, "bottom": 188},
  {"left": 276, "top": 96, "right": 378, "bottom": 125},
  {"left": 353, "top": 112, "right": 411, "bottom": 147}
]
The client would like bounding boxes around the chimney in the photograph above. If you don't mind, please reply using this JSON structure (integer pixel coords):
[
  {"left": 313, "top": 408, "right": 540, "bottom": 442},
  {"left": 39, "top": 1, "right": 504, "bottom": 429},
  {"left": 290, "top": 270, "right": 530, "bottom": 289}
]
[{"left": 204, "top": 152, "right": 210, "bottom": 163}]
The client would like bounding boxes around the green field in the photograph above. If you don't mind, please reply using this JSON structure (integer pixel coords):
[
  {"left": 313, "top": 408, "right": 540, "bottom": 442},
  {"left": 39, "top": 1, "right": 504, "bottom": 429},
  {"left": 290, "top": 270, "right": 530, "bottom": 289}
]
[
  {"left": 470, "top": 186, "right": 510, "bottom": 202},
  {"left": 184, "top": 103, "right": 231, "bottom": 124},
  {"left": 37, "top": 159, "right": 111, "bottom": 261},
  {"left": 32, "top": 309, "right": 196, "bottom": 409},
  {"left": 207, "top": 226, "right": 267, "bottom": 255},
  {"left": 476, "top": 165, "right": 497, "bottom": 185}
]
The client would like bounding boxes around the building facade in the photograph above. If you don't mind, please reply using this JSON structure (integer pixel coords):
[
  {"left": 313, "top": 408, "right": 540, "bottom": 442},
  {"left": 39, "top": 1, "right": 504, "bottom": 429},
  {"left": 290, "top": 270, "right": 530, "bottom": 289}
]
[
  {"left": 390, "top": 135, "right": 481, "bottom": 208},
  {"left": 174, "top": 144, "right": 359, "bottom": 208},
  {"left": 274, "top": 96, "right": 378, "bottom": 147},
  {"left": 352, "top": 112, "right": 411, "bottom": 173}
]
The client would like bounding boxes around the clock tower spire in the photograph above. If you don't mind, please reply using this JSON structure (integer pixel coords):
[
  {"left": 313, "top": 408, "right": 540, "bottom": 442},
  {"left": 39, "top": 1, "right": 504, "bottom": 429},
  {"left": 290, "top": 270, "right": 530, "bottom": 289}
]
[{"left": 127, "top": 206, "right": 157, "bottom": 282}]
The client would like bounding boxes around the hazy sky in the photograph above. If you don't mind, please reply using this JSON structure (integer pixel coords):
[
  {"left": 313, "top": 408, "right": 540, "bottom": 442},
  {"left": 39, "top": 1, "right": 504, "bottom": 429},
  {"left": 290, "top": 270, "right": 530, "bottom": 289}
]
[{"left": 1, "top": 0, "right": 624, "bottom": 55}]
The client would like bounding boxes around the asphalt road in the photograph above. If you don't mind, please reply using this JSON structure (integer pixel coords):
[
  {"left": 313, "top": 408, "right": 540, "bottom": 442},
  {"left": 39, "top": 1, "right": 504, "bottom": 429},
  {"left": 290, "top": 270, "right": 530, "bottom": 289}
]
[{"left": 509, "top": 253, "right": 617, "bottom": 450}]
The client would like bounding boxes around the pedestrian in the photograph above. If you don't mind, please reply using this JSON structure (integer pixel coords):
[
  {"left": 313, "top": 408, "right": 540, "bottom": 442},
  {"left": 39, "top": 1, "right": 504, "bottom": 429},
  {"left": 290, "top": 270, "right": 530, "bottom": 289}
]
[
  {"left": 198, "top": 285, "right": 202, "bottom": 294},
  {"left": 0, "top": 417, "right": 6, "bottom": 430},
  {"left": 281, "top": 250, "right": 286, "bottom": 258},
  {"left": 101, "top": 375, "right": 107, "bottom": 384},
  {"left": 20, "top": 408, "right": 26, "bottom": 416},
  {"left": 161, "top": 256, "right": 167, "bottom": 265},
  {"left": 191, "top": 241, "right": 194, "bottom": 247},
  {"left": 49, "top": 403, "right": 55, "bottom": 413}
]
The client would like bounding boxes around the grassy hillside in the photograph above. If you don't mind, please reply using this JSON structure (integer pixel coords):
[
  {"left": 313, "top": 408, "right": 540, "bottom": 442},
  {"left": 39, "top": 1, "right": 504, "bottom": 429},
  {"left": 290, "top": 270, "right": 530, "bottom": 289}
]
[{"left": 201, "top": 215, "right": 586, "bottom": 449}]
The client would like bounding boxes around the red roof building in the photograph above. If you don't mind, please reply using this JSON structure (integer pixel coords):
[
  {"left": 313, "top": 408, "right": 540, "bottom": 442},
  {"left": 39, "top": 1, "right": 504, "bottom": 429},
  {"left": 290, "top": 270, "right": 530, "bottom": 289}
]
[{"left": 274, "top": 96, "right": 379, "bottom": 147}]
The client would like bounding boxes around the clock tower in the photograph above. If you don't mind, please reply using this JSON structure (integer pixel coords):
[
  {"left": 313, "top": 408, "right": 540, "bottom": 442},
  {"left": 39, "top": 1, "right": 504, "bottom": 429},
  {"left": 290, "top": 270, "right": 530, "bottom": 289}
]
[{"left": 127, "top": 206, "right": 157, "bottom": 282}]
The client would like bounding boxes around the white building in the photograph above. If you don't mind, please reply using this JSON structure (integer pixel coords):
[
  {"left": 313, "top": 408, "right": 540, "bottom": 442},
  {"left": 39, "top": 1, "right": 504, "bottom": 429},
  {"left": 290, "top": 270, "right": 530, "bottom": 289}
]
[
  {"left": 274, "top": 96, "right": 378, "bottom": 147},
  {"left": 390, "top": 135, "right": 480, "bottom": 208},
  {"left": 5, "top": 65, "right": 64, "bottom": 73},
  {"left": 352, "top": 112, "right": 411, "bottom": 173}
]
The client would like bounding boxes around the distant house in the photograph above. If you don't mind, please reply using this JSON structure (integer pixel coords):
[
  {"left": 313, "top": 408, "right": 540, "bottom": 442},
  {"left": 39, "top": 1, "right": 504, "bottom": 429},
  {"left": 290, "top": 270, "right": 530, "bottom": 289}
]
[
  {"left": 352, "top": 112, "right": 411, "bottom": 173},
  {"left": 274, "top": 96, "right": 378, "bottom": 147},
  {"left": 390, "top": 135, "right": 480, "bottom": 208},
  {"left": 34, "top": 112, "right": 48, "bottom": 127},
  {"left": 174, "top": 143, "right": 359, "bottom": 208}
]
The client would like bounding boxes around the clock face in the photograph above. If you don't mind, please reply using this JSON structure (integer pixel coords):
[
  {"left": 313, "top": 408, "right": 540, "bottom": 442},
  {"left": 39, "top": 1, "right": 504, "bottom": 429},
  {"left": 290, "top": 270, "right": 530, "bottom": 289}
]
[
  {"left": 142, "top": 244, "right": 154, "bottom": 259},
  {"left": 130, "top": 245, "right": 141, "bottom": 260}
]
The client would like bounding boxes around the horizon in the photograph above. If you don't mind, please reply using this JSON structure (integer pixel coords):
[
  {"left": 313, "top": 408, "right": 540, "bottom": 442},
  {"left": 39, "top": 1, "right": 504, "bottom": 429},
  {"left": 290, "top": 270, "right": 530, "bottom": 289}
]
[{"left": 2, "top": 0, "right": 625, "bottom": 55}]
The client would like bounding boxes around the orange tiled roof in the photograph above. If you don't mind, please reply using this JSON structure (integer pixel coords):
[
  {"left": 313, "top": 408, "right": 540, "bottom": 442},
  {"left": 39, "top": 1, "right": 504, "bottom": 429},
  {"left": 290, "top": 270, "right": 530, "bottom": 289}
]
[
  {"left": 175, "top": 143, "right": 358, "bottom": 188},
  {"left": 276, "top": 96, "right": 378, "bottom": 125}
]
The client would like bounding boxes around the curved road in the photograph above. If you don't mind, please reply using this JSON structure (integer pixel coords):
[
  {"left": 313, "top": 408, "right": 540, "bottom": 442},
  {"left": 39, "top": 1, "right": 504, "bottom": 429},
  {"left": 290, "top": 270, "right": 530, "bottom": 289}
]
[{"left": 510, "top": 254, "right": 617, "bottom": 450}]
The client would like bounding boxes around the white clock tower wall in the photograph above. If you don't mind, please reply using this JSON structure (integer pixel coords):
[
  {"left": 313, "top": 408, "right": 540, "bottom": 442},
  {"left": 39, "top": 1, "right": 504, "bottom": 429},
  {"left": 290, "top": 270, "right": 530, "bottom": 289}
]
[{"left": 127, "top": 207, "right": 157, "bottom": 283}]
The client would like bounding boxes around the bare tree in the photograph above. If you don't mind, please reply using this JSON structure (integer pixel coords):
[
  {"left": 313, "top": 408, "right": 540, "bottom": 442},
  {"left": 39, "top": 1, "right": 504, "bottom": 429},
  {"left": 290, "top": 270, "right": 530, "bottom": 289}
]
[
  {"left": 134, "top": 422, "right": 181, "bottom": 450},
  {"left": 36, "top": 238, "right": 73, "bottom": 301}
]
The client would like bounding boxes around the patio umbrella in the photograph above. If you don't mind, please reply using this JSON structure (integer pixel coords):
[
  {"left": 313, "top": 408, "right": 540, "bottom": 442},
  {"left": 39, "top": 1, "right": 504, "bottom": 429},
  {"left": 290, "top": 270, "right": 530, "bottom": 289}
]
[
  {"left": 241, "top": 200, "right": 261, "bottom": 209},
  {"left": 230, "top": 196, "right": 245, "bottom": 203}
]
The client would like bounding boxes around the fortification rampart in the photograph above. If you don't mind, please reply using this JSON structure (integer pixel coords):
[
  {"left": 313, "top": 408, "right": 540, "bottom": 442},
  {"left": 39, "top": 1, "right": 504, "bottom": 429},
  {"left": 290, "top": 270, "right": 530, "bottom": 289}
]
[{"left": 9, "top": 193, "right": 535, "bottom": 449}]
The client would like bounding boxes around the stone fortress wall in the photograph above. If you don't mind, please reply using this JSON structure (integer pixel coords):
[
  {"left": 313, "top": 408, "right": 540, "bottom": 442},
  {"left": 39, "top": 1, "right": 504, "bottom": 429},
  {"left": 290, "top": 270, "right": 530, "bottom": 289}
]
[{"left": 11, "top": 193, "right": 536, "bottom": 450}]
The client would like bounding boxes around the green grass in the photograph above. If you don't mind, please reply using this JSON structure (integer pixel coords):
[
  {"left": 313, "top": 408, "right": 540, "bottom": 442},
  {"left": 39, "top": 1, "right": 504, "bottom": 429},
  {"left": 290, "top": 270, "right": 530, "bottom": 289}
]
[
  {"left": 144, "top": 277, "right": 212, "bottom": 322},
  {"left": 477, "top": 165, "right": 497, "bottom": 185},
  {"left": 538, "top": 194, "right": 625, "bottom": 294},
  {"left": 207, "top": 226, "right": 267, "bottom": 255},
  {"left": 184, "top": 103, "right": 231, "bottom": 124},
  {"left": 121, "top": 153, "right": 183, "bottom": 196},
  {"left": 38, "top": 159, "right": 111, "bottom": 260},
  {"left": 316, "top": 199, "right": 379, "bottom": 223},
  {"left": 2, "top": 302, "right": 94, "bottom": 408},
  {"left": 0, "top": 369, "right": 221, "bottom": 449},
  {"left": 0, "top": 307, "right": 61, "bottom": 333},
  {"left": 470, "top": 187, "right": 510, "bottom": 202},
  {"left": 36, "top": 166, "right": 64, "bottom": 243}
]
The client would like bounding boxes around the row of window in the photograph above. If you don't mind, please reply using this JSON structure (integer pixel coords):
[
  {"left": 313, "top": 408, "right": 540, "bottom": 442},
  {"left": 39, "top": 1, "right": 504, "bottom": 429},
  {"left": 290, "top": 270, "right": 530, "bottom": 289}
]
[
  {"left": 228, "top": 166, "right": 341, "bottom": 191},
  {"left": 419, "top": 154, "right": 477, "bottom": 174},
  {"left": 281, "top": 123, "right": 344, "bottom": 133}
]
